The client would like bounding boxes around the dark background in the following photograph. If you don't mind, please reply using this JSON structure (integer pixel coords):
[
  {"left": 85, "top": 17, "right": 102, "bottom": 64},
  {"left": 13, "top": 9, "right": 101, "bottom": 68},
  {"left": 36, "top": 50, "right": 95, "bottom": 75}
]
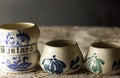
[{"left": 0, "top": 0, "right": 120, "bottom": 26}]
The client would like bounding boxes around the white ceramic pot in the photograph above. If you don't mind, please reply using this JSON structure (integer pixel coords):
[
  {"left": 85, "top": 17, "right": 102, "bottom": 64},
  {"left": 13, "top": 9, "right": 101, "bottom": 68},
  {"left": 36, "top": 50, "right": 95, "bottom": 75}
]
[
  {"left": 0, "top": 51, "right": 40, "bottom": 73},
  {"left": 0, "top": 22, "right": 40, "bottom": 46},
  {"left": 0, "top": 22, "right": 40, "bottom": 73},
  {"left": 40, "top": 40, "right": 83, "bottom": 74},
  {"left": 85, "top": 42, "right": 120, "bottom": 75}
]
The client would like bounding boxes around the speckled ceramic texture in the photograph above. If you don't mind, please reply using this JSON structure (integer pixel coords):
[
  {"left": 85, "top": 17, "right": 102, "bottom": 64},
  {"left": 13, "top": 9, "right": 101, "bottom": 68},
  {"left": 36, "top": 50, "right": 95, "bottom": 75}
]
[
  {"left": 40, "top": 40, "right": 83, "bottom": 74},
  {"left": 0, "top": 22, "right": 40, "bottom": 73},
  {"left": 85, "top": 42, "right": 120, "bottom": 75}
]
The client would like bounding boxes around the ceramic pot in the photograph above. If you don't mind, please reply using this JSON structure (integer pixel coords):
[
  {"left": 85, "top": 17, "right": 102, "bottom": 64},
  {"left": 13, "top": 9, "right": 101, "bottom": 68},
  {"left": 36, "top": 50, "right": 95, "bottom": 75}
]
[
  {"left": 0, "top": 22, "right": 40, "bottom": 73},
  {"left": 0, "top": 51, "right": 40, "bottom": 73},
  {"left": 0, "top": 22, "right": 40, "bottom": 46},
  {"left": 85, "top": 41, "right": 120, "bottom": 75},
  {"left": 40, "top": 40, "right": 83, "bottom": 74}
]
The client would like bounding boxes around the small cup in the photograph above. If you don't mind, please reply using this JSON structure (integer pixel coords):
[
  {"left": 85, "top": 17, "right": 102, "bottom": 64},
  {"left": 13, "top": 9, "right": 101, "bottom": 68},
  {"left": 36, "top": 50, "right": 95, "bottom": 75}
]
[
  {"left": 85, "top": 41, "right": 120, "bottom": 75},
  {"left": 40, "top": 40, "right": 83, "bottom": 74},
  {"left": 0, "top": 22, "right": 40, "bottom": 73}
]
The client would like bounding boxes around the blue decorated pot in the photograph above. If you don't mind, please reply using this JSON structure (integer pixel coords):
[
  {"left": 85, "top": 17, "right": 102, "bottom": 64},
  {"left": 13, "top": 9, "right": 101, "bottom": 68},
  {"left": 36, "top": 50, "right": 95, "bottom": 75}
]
[
  {"left": 0, "top": 22, "right": 40, "bottom": 73},
  {"left": 85, "top": 41, "right": 120, "bottom": 75},
  {"left": 0, "top": 22, "right": 40, "bottom": 46},
  {"left": 0, "top": 51, "right": 40, "bottom": 73},
  {"left": 40, "top": 40, "right": 84, "bottom": 74}
]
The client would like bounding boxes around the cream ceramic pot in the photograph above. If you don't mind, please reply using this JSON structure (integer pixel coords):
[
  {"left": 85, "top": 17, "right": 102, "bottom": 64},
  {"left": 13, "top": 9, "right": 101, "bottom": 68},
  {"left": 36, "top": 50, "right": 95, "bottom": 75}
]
[
  {"left": 40, "top": 40, "right": 83, "bottom": 74},
  {"left": 85, "top": 42, "right": 120, "bottom": 75},
  {"left": 0, "top": 51, "right": 40, "bottom": 73},
  {"left": 0, "top": 22, "right": 40, "bottom": 46},
  {"left": 0, "top": 22, "right": 40, "bottom": 73}
]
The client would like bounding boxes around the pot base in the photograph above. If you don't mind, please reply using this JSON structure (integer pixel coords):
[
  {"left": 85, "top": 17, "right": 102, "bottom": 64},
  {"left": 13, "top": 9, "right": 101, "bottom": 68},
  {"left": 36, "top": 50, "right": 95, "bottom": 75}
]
[{"left": 0, "top": 67, "right": 37, "bottom": 73}]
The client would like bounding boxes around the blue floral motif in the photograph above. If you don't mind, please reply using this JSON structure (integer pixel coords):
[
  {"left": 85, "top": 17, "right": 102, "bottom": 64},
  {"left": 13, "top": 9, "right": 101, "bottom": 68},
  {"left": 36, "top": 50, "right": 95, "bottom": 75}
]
[
  {"left": 86, "top": 53, "right": 105, "bottom": 74},
  {"left": 6, "top": 32, "right": 15, "bottom": 45},
  {"left": 42, "top": 55, "right": 66, "bottom": 74},
  {"left": 16, "top": 30, "right": 30, "bottom": 46},
  {"left": 4, "top": 30, "right": 30, "bottom": 46},
  {"left": 2, "top": 56, "right": 32, "bottom": 71},
  {"left": 70, "top": 56, "right": 80, "bottom": 70}
]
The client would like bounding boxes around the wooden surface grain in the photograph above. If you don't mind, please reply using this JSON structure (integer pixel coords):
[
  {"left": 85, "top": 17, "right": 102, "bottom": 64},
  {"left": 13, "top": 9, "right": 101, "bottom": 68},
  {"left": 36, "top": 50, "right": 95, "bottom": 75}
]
[{"left": 0, "top": 26, "right": 120, "bottom": 78}]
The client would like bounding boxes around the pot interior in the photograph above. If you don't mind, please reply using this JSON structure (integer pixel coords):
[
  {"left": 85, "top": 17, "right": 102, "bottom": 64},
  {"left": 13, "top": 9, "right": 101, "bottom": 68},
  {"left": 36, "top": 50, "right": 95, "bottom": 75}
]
[
  {"left": 46, "top": 40, "right": 77, "bottom": 47},
  {"left": 91, "top": 42, "right": 120, "bottom": 48},
  {"left": 0, "top": 22, "right": 35, "bottom": 30}
]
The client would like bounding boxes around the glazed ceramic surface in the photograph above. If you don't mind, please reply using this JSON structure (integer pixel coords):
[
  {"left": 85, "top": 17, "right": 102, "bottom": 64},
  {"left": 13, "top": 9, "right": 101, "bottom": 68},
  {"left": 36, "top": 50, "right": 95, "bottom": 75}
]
[
  {"left": 0, "top": 22, "right": 40, "bottom": 73},
  {"left": 0, "top": 51, "right": 40, "bottom": 73},
  {"left": 85, "top": 42, "right": 120, "bottom": 75},
  {"left": 40, "top": 40, "right": 83, "bottom": 74},
  {"left": 0, "top": 22, "right": 40, "bottom": 46}
]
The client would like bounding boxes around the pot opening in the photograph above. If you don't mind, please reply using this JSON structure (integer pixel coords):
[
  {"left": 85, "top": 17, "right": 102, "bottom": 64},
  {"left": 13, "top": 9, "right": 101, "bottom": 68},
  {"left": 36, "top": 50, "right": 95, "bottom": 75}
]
[
  {"left": 46, "top": 40, "right": 77, "bottom": 47},
  {"left": 91, "top": 42, "right": 120, "bottom": 48},
  {"left": 0, "top": 22, "right": 35, "bottom": 30}
]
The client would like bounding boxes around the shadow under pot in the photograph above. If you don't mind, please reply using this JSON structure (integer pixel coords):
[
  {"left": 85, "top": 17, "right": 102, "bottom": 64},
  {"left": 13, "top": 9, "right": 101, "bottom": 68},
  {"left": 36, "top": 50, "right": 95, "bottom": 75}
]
[
  {"left": 40, "top": 40, "right": 84, "bottom": 74},
  {"left": 85, "top": 41, "right": 120, "bottom": 75}
]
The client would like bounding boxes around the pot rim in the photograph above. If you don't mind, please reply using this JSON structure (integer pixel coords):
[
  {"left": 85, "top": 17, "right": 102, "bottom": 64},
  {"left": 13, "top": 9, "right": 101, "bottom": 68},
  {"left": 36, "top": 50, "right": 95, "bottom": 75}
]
[
  {"left": 45, "top": 40, "right": 78, "bottom": 48},
  {"left": 0, "top": 22, "right": 37, "bottom": 30},
  {"left": 90, "top": 41, "right": 120, "bottom": 49}
]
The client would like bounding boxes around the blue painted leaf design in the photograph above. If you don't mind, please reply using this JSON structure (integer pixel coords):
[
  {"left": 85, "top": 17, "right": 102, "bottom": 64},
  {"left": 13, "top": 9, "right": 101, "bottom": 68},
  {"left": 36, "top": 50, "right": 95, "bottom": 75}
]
[
  {"left": 44, "top": 64, "right": 52, "bottom": 73},
  {"left": 13, "top": 57, "right": 17, "bottom": 60},
  {"left": 8, "top": 64, "right": 18, "bottom": 69},
  {"left": 75, "top": 56, "right": 80, "bottom": 64},
  {"left": 5, "top": 32, "right": 15, "bottom": 45},
  {"left": 16, "top": 30, "right": 30, "bottom": 46},
  {"left": 3, "top": 30, "right": 30, "bottom": 46},
  {"left": 50, "top": 62, "right": 55, "bottom": 73},
  {"left": 70, "top": 56, "right": 80, "bottom": 70},
  {"left": 53, "top": 60, "right": 63, "bottom": 74},
  {"left": 86, "top": 53, "right": 105, "bottom": 74},
  {"left": 92, "top": 59, "right": 102, "bottom": 73},
  {"left": 112, "top": 59, "right": 120, "bottom": 70},
  {"left": 72, "top": 64, "right": 79, "bottom": 70},
  {"left": 70, "top": 60, "right": 74, "bottom": 69},
  {"left": 59, "top": 60, "right": 66, "bottom": 68},
  {"left": 19, "top": 62, "right": 32, "bottom": 69},
  {"left": 42, "top": 55, "right": 66, "bottom": 74},
  {"left": 112, "top": 61, "right": 117, "bottom": 69},
  {"left": 2, "top": 56, "right": 32, "bottom": 71},
  {"left": 86, "top": 58, "right": 93, "bottom": 70},
  {"left": 96, "top": 58, "right": 105, "bottom": 65}
]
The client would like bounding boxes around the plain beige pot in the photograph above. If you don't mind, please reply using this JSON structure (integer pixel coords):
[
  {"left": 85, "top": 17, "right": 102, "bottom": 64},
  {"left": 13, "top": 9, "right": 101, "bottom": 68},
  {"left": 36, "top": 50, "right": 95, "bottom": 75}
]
[
  {"left": 40, "top": 40, "right": 83, "bottom": 74},
  {"left": 85, "top": 41, "right": 120, "bottom": 75},
  {"left": 0, "top": 22, "right": 40, "bottom": 73}
]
